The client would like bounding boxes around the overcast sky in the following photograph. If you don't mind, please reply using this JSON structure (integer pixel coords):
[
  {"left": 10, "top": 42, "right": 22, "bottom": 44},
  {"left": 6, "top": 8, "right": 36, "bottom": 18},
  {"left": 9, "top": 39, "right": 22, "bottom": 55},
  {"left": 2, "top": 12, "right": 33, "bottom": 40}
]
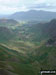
[{"left": 0, "top": 0, "right": 56, "bottom": 14}]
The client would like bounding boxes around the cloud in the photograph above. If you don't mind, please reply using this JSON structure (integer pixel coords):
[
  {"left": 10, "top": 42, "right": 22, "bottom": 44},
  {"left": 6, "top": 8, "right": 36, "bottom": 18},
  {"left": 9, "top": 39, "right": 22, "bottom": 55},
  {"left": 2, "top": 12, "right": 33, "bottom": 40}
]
[
  {"left": 0, "top": 0, "right": 19, "bottom": 4},
  {"left": 30, "top": 3, "right": 56, "bottom": 9},
  {"left": 0, "top": 0, "right": 56, "bottom": 14},
  {"left": 0, "top": 0, "right": 20, "bottom": 7},
  {"left": 34, "top": 0, "right": 46, "bottom": 4},
  {"left": 26, "top": 0, "right": 56, "bottom": 12},
  {"left": 0, "top": 4, "right": 28, "bottom": 14},
  {"left": 0, "top": 0, "right": 28, "bottom": 14}
]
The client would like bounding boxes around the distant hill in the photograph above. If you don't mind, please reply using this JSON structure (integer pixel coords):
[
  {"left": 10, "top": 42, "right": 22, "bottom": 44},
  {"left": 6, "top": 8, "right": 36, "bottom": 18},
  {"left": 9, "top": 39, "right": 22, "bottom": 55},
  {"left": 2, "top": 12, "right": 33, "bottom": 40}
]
[
  {"left": 0, "top": 15, "right": 8, "bottom": 18},
  {"left": 9, "top": 10, "right": 56, "bottom": 21},
  {"left": 0, "top": 18, "right": 19, "bottom": 26}
]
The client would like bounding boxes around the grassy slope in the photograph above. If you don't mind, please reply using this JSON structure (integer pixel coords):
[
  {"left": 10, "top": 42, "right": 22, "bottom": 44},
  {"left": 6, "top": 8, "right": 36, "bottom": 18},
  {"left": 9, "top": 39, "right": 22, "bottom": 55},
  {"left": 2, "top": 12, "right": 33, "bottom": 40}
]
[{"left": 0, "top": 42, "right": 56, "bottom": 75}]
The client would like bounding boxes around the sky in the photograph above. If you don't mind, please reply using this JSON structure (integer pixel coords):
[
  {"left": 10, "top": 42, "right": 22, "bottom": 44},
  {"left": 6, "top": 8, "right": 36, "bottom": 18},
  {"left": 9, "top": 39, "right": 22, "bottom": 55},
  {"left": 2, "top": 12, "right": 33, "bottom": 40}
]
[{"left": 0, "top": 0, "right": 56, "bottom": 14}]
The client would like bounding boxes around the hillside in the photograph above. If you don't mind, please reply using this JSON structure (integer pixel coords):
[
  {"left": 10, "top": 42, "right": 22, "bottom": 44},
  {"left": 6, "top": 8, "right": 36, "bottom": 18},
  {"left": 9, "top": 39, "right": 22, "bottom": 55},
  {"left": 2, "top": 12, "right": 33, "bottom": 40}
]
[
  {"left": 0, "top": 42, "right": 56, "bottom": 75},
  {"left": 0, "top": 18, "right": 56, "bottom": 75},
  {"left": 0, "top": 18, "right": 19, "bottom": 26},
  {"left": 9, "top": 10, "right": 56, "bottom": 21},
  {"left": 0, "top": 18, "right": 19, "bottom": 42},
  {"left": 0, "top": 27, "right": 14, "bottom": 42},
  {"left": 14, "top": 19, "right": 56, "bottom": 42}
]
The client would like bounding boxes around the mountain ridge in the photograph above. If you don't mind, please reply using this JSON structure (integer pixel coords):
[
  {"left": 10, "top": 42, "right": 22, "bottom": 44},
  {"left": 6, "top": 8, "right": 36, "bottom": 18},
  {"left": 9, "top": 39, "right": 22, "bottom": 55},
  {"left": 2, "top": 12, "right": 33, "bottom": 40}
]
[{"left": 9, "top": 10, "right": 56, "bottom": 21}]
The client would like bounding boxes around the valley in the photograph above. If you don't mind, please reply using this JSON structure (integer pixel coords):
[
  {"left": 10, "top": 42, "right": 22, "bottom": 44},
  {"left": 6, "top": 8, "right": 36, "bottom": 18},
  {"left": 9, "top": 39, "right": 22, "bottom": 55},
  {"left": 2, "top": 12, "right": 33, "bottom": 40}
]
[{"left": 0, "top": 17, "right": 56, "bottom": 75}]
